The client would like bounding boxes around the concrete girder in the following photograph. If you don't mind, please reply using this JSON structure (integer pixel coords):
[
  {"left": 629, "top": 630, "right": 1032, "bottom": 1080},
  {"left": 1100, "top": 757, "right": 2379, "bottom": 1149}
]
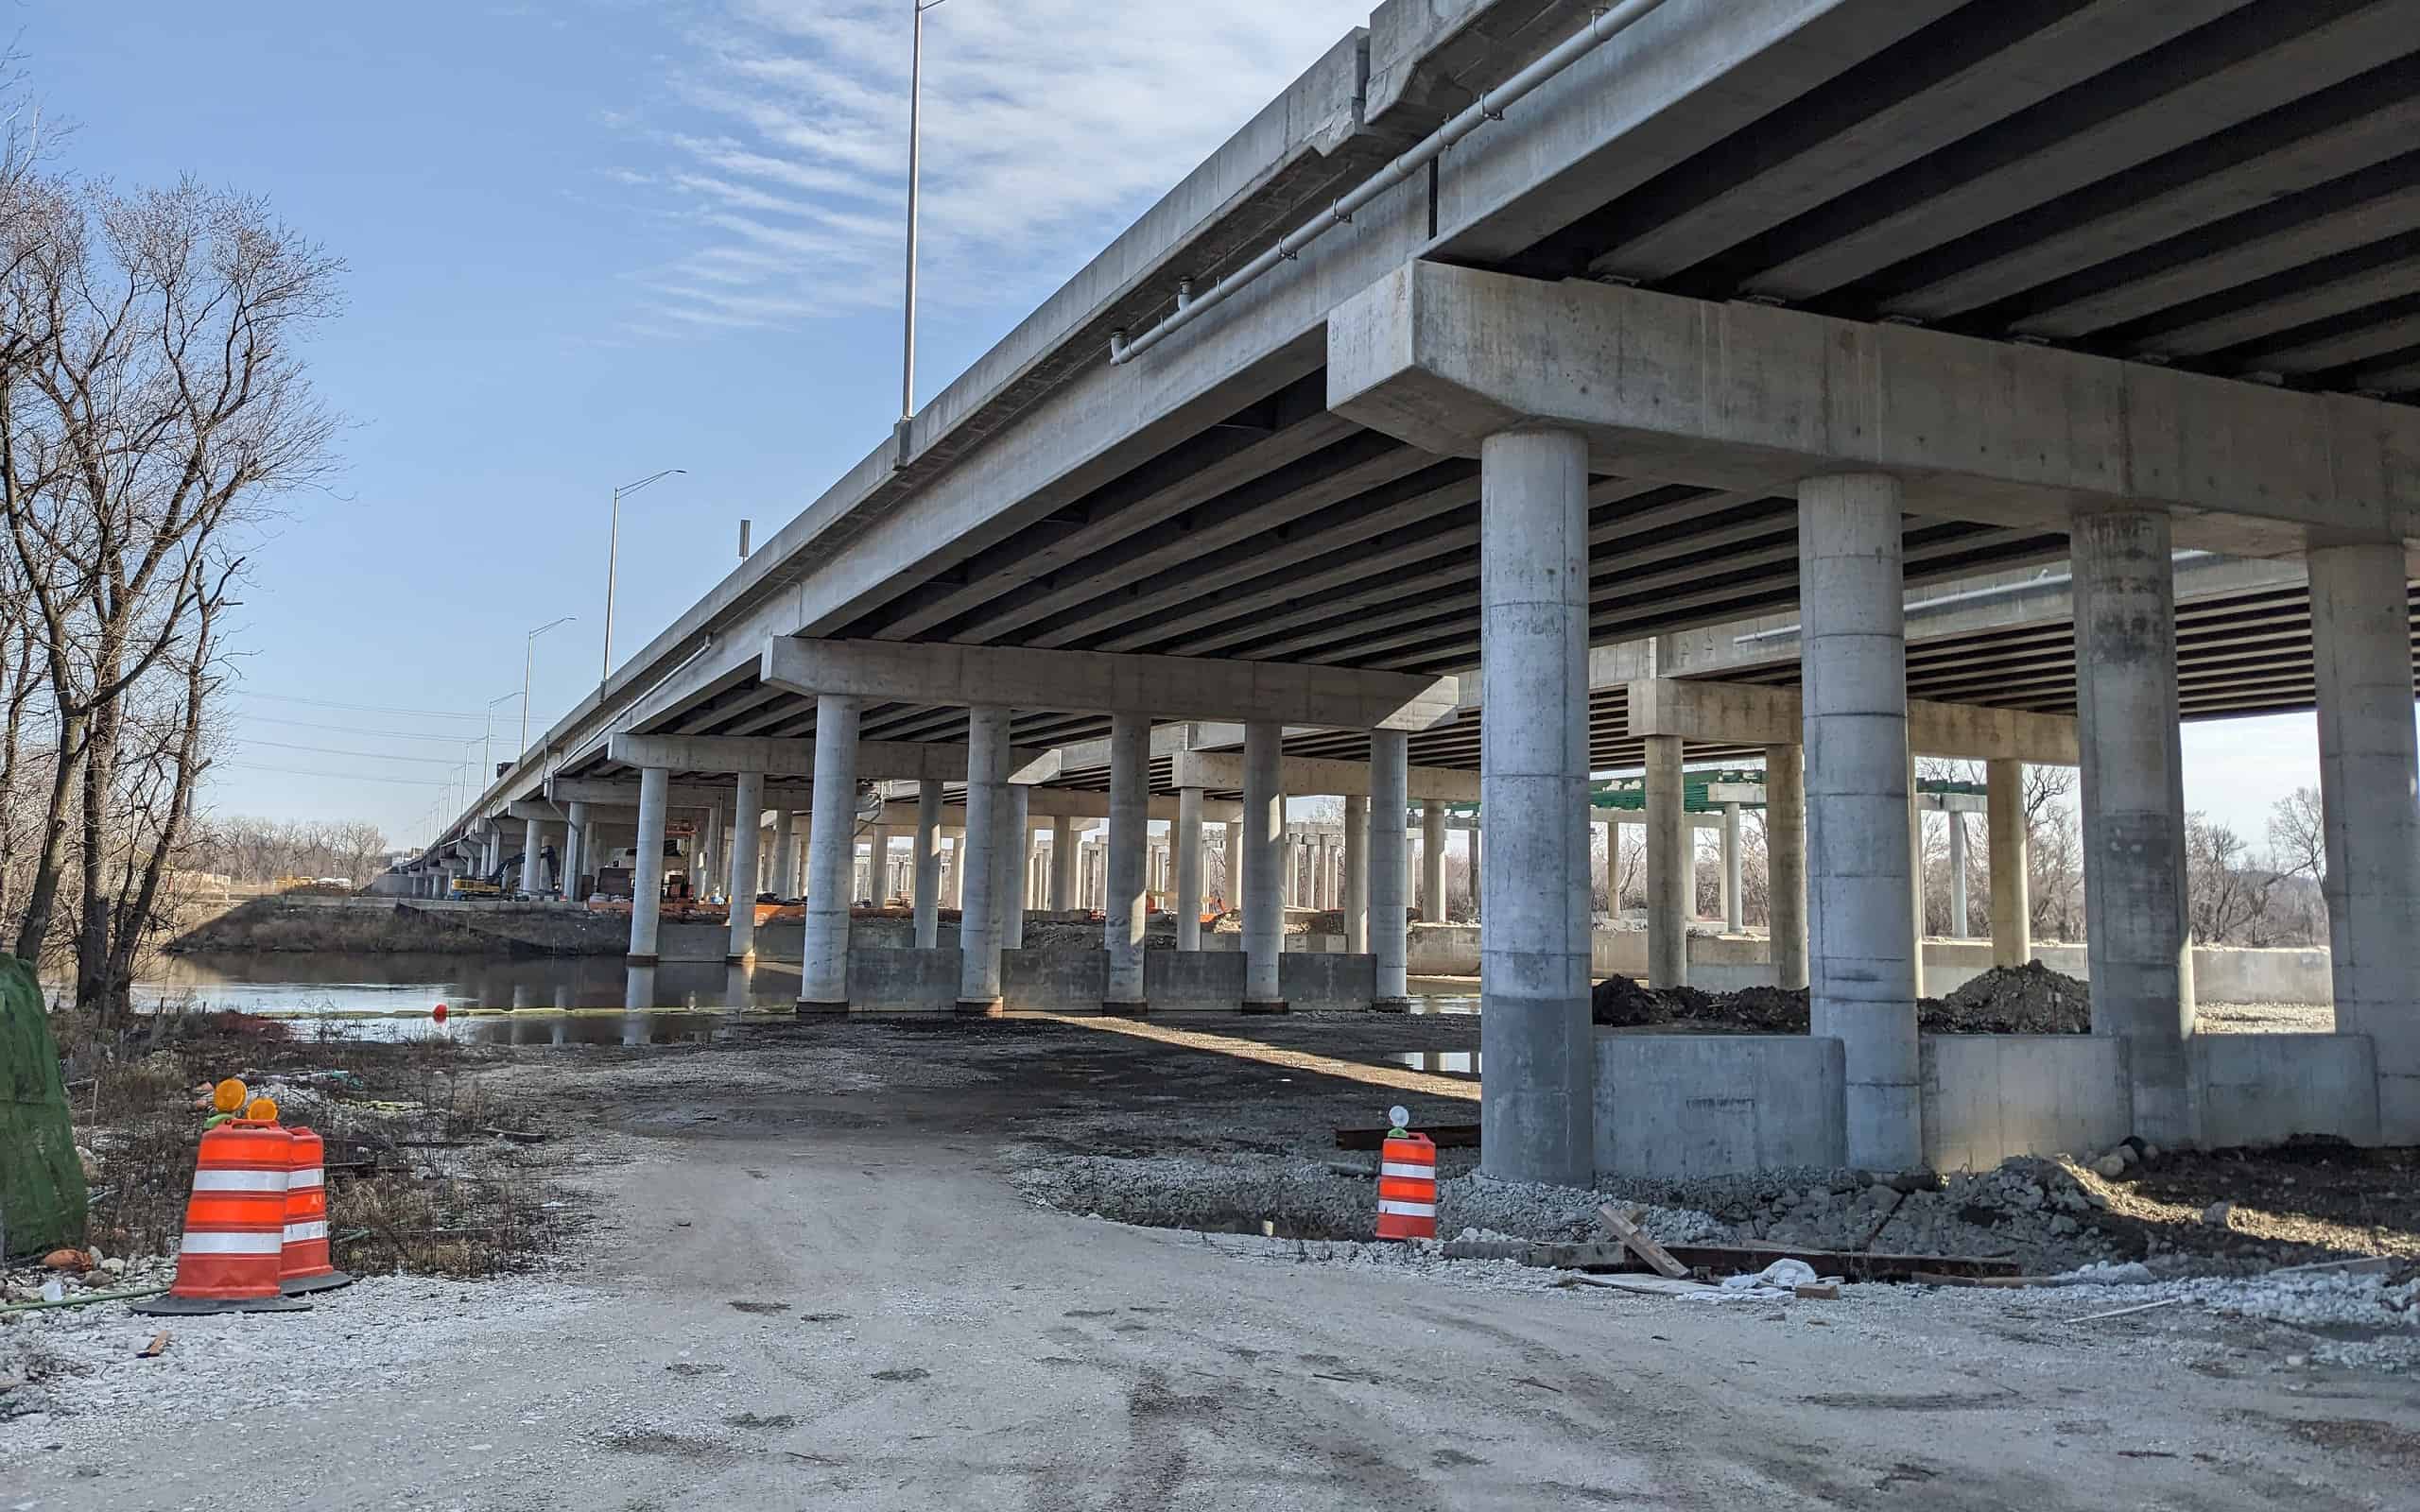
[
  {"left": 1169, "top": 749, "right": 1479, "bottom": 802},
  {"left": 761, "top": 637, "right": 1460, "bottom": 730},
  {"left": 1587, "top": 0, "right": 2216, "bottom": 288},
  {"left": 1326, "top": 261, "right": 2420, "bottom": 555},
  {"left": 605, "top": 732, "right": 1049, "bottom": 782},
  {"left": 1734, "top": 0, "right": 2420, "bottom": 304},
  {"left": 1627, "top": 679, "right": 2080, "bottom": 765}
]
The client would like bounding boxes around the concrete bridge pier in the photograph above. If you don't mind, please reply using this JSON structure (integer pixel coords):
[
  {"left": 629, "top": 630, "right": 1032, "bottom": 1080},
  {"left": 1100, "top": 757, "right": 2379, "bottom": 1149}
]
[
  {"left": 801, "top": 696, "right": 861, "bottom": 1013},
  {"left": 1801, "top": 472, "right": 1921, "bottom": 1174},
  {"left": 562, "top": 801, "right": 588, "bottom": 902},
  {"left": 1987, "top": 757, "right": 2030, "bottom": 969},
  {"left": 1342, "top": 795, "right": 1368, "bottom": 955},
  {"left": 627, "top": 766, "right": 669, "bottom": 966},
  {"left": 1050, "top": 815, "right": 1076, "bottom": 913},
  {"left": 1766, "top": 744, "right": 1806, "bottom": 990},
  {"left": 1000, "top": 785, "right": 1031, "bottom": 952},
  {"left": 2308, "top": 540, "right": 2420, "bottom": 1142},
  {"left": 912, "top": 780, "right": 942, "bottom": 949},
  {"left": 1645, "top": 735, "right": 1685, "bottom": 988},
  {"left": 1241, "top": 721, "right": 1286, "bottom": 1014},
  {"left": 1421, "top": 800, "right": 1447, "bottom": 922},
  {"left": 1477, "top": 427, "right": 1594, "bottom": 1189},
  {"left": 2074, "top": 507, "right": 2197, "bottom": 1149},
  {"left": 956, "top": 706, "right": 1011, "bottom": 1016},
  {"left": 1370, "top": 729, "right": 1409, "bottom": 1009},
  {"left": 1104, "top": 714, "right": 1149, "bottom": 1012},
  {"left": 727, "top": 771, "right": 764, "bottom": 963},
  {"left": 770, "top": 807, "right": 794, "bottom": 900},
  {"left": 1174, "top": 786, "right": 1204, "bottom": 952}
]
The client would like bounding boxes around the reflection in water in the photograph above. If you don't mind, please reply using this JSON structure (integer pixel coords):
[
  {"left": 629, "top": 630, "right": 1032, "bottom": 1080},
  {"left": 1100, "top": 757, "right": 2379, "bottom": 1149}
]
[{"left": 1390, "top": 1050, "right": 1479, "bottom": 1077}]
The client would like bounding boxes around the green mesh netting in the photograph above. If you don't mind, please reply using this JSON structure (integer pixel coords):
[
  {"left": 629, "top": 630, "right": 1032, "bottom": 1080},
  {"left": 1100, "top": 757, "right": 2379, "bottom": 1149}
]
[{"left": 0, "top": 954, "right": 87, "bottom": 1258}]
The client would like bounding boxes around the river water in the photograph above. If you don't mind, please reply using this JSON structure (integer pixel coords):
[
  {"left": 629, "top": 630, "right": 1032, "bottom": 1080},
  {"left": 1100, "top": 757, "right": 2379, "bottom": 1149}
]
[{"left": 94, "top": 954, "right": 1481, "bottom": 1046}]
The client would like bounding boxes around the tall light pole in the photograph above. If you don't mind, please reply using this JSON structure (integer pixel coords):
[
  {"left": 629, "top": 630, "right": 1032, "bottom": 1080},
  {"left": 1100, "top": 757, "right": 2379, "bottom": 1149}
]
[
  {"left": 602, "top": 469, "right": 685, "bottom": 687},
  {"left": 522, "top": 616, "right": 577, "bottom": 754},
  {"left": 902, "top": 0, "right": 951, "bottom": 421},
  {"left": 484, "top": 693, "right": 518, "bottom": 778}
]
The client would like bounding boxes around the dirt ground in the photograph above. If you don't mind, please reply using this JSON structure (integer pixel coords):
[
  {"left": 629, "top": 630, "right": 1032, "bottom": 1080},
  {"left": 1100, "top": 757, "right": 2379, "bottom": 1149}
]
[{"left": 6, "top": 1010, "right": 2419, "bottom": 1510}]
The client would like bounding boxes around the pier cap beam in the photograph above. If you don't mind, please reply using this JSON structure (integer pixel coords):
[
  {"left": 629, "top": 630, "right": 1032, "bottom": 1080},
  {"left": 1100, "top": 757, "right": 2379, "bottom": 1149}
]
[
  {"left": 762, "top": 637, "right": 1459, "bottom": 731},
  {"left": 1628, "top": 679, "right": 2079, "bottom": 766},
  {"left": 607, "top": 732, "right": 1048, "bottom": 782}
]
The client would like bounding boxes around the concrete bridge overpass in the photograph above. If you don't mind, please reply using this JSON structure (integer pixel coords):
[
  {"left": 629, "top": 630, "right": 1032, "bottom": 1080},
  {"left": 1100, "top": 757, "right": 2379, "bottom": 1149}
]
[{"left": 412, "top": 0, "right": 2420, "bottom": 1184}]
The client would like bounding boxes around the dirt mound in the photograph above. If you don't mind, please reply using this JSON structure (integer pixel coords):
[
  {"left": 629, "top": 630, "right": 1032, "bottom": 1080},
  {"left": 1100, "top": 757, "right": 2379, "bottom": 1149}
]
[
  {"left": 1588, "top": 974, "right": 1666, "bottom": 1026},
  {"left": 1928, "top": 961, "right": 2090, "bottom": 1034}
]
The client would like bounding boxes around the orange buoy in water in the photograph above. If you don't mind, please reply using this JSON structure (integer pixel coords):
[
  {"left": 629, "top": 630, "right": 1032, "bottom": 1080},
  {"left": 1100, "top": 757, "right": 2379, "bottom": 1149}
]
[{"left": 432, "top": 1002, "right": 449, "bottom": 1022}]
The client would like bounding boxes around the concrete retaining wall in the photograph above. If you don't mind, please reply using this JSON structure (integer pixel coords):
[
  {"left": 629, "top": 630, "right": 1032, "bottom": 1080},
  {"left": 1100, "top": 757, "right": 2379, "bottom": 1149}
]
[
  {"left": 1145, "top": 951, "right": 1248, "bottom": 1010},
  {"left": 1920, "top": 1035, "right": 2134, "bottom": 1172},
  {"left": 2195, "top": 1034, "right": 2379, "bottom": 1148},
  {"left": 1002, "top": 950, "right": 1107, "bottom": 1014},
  {"left": 1594, "top": 1034, "right": 1846, "bottom": 1178},
  {"left": 1279, "top": 954, "right": 1376, "bottom": 1009},
  {"left": 847, "top": 948, "right": 961, "bottom": 1012}
]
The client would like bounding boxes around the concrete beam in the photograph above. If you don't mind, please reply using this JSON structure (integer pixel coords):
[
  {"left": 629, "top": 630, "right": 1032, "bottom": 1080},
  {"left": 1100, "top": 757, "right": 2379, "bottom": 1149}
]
[
  {"left": 762, "top": 637, "right": 1459, "bottom": 731},
  {"left": 1328, "top": 260, "right": 2420, "bottom": 551},
  {"left": 606, "top": 732, "right": 1045, "bottom": 782},
  {"left": 873, "top": 791, "right": 1243, "bottom": 829},
  {"left": 547, "top": 777, "right": 749, "bottom": 809},
  {"left": 1627, "top": 679, "right": 2080, "bottom": 765},
  {"left": 1706, "top": 781, "right": 1982, "bottom": 816},
  {"left": 1170, "top": 748, "right": 1479, "bottom": 802}
]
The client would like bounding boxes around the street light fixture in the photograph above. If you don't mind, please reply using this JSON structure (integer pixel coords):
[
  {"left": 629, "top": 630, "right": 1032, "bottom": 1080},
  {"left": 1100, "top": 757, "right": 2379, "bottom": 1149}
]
[
  {"left": 603, "top": 468, "right": 686, "bottom": 687},
  {"left": 522, "top": 616, "right": 577, "bottom": 754},
  {"left": 901, "top": 0, "right": 953, "bottom": 421},
  {"left": 483, "top": 693, "right": 519, "bottom": 777}
]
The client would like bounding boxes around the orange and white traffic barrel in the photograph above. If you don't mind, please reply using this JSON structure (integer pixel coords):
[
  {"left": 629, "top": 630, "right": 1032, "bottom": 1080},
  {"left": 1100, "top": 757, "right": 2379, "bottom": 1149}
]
[
  {"left": 134, "top": 1102, "right": 310, "bottom": 1315},
  {"left": 279, "top": 1125, "right": 353, "bottom": 1295},
  {"left": 1374, "top": 1105, "right": 1437, "bottom": 1242}
]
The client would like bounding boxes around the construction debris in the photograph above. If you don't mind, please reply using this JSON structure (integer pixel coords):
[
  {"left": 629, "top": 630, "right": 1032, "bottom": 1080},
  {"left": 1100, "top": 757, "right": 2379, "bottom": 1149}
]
[
  {"left": 1598, "top": 1205, "right": 1688, "bottom": 1279},
  {"left": 1586, "top": 961, "right": 2093, "bottom": 1035}
]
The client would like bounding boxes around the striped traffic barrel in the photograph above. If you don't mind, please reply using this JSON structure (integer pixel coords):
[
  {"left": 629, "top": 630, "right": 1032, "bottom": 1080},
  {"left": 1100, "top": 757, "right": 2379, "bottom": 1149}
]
[
  {"left": 133, "top": 1119, "right": 309, "bottom": 1314},
  {"left": 1375, "top": 1130, "right": 1438, "bottom": 1241},
  {"left": 279, "top": 1125, "right": 353, "bottom": 1295}
]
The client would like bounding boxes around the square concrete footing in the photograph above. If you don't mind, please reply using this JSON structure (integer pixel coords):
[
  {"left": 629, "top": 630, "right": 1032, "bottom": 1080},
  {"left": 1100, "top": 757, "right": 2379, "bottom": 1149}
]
[{"left": 955, "top": 998, "right": 1005, "bottom": 1018}]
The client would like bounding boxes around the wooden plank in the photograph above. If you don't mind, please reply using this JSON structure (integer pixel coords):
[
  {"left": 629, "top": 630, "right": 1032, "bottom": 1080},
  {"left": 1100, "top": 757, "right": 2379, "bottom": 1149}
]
[
  {"left": 1335, "top": 1123, "right": 1478, "bottom": 1151},
  {"left": 1597, "top": 1205, "right": 1690, "bottom": 1280},
  {"left": 1564, "top": 1274, "right": 1708, "bottom": 1298}
]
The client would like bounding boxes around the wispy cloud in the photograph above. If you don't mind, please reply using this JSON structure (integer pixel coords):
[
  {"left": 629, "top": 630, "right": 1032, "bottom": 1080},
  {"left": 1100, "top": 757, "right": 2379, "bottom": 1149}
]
[{"left": 611, "top": 0, "right": 1372, "bottom": 335}]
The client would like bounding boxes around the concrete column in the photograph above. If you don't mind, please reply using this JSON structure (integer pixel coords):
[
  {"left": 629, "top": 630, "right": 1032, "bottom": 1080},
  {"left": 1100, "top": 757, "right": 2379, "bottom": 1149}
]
[
  {"left": 1370, "top": 730, "right": 1409, "bottom": 1006},
  {"left": 957, "top": 706, "right": 1011, "bottom": 1014},
  {"left": 1986, "top": 758, "right": 2031, "bottom": 968},
  {"left": 1421, "top": 801, "right": 1447, "bottom": 921},
  {"left": 1594, "top": 818, "right": 1613, "bottom": 912},
  {"left": 1469, "top": 824, "right": 1483, "bottom": 919},
  {"left": 912, "top": 779, "right": 943, "bottom": 949},
  {"left": 562, "top": 802, "right": 589, "bottom": 902},
  {"left": 2073, "top": 507, "right": 2196, "bottom": 1146},
  {"left": 870, "top": 824, "right": 898, "bottom": 905},
  {"left": 727, "top": 771, "right": 765, "bottom": 963},
  {"left": 1721, "top": 801, "right": 1743, "bottom": 933},
  {"left": 1766, "top": 744, "right": 1808, "bottom": 991},
  {"left": 1477, "top": 428, "right": 1593, "bottom": 1187},
  {"left": 629, "top": 767, "right": 669, "bottom": 964},
  {"left": 1174, "top": 786, "right": 1204, "bottom": 952},
  {"left": 1242, "top": 721, "right": 1286, "bottom": 1011},
  {"left": 2309, "top": 541, "right": 2420, "bottom": 1141},
  {"left": 803, "top": 701, "right": 861, "bottom": 1005},
  {"left": 999, "top": 784, "right": 1031, "bottom": 952},
  {"left": 770, "top": 807, "right": 796, "bottom": 900},
  {"left": 941, "top": 827, "right": 963, "bottom": 909},
  {"left": 518, "top": 816, "right": 544, "bottom": 898},
  {"left": 1103, "top": 713, "right": 1150, "bottom": 1011},
  {"left": 1800, "top": 472, "right": 1920, "bottom": 1172},
  {"left": 1049, "top": 815, "right": 1075, "bottom": 912},
  {"left": 1947, "top": 812, "right": 1970, "bottom": 939},
  {"left": 1645, "top": 735, "right": 1687, "bottom": 989},
  {"left": 801, "top": 696, "right": 861, "bottom": 1011},
  {"left": 1342, "top": 795, "right": 1369, "bottom": 955},
  {"left": 1909, "top": 751, "right": 1927, "bottom": 1000}
]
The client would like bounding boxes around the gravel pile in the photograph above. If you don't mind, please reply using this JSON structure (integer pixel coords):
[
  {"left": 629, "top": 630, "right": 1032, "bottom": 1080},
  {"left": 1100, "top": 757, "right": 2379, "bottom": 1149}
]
[
  {"left": 1017, "top": 1150, "right": 2135, "bottom": 1272},
  {"left": 0, "top": 1273, "right": 596, "bottom": 1452},
  {"left": 1585, "top": 964, "right": 2092, "bottom": 1035}
]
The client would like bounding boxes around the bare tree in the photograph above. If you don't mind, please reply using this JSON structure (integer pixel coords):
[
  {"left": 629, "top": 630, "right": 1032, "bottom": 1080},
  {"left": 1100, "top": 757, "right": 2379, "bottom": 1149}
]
[
  {"left": 2268, "top": 784, "right": 2326, "bottom": 891},
  {"left": 2, "top": 161, "right": 341, "bottom": 1011}
]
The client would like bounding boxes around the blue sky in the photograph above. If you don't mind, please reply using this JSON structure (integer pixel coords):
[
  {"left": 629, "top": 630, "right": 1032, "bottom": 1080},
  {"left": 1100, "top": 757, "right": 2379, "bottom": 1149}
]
[{"left": 22, "top": 0, "right": 2325, "bottom": 850}]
